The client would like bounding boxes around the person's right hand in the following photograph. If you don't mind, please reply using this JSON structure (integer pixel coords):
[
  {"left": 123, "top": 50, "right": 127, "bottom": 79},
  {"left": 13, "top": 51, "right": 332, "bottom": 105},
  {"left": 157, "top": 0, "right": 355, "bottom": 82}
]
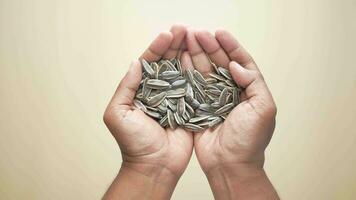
[{"left": 183, "top": 29, "right": 279, "bottom": 199}]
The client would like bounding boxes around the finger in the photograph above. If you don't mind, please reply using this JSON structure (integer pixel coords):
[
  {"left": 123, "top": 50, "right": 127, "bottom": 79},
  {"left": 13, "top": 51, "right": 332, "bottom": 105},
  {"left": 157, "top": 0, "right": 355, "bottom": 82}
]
[
  {"left": 195, "top": 30, "right": 230, "bottom": 67},
  {"left": 177, "top": 40, "right": 187, "bottom": 60},
  {"left": 163, "top": 24, "right": 187, "bottom": 59},
  {"left": 215, "top": 29, "right": 258, "bottom": 70},
  {"left": 140, "top": 31, "right": 173, "bottom": 62},
  {"left": 112, "top": 60, "right": 142, "bottom": 107},
  {"left": 229, "top": 61, "right": 276, "bottom": 116},
  {"left": 180, "top": 51, "right": 194, "bottom": 71},
  {"left": 186, "top": 28, "right": 213, "bottom": 76}
]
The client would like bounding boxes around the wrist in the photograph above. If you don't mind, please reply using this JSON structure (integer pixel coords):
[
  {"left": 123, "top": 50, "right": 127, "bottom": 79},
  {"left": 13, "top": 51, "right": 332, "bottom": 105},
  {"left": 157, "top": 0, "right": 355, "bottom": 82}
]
[
  {"left": 205, "top": 162, "right": 263, "bottom": 179},
  {"left": 206, "top": 163, "right": 279, "bottom": 200},
  {"left": 121, "top": 161, "right": 181, "bottom": 185},
  {"left": 103, "top": 162, "right": 180, "bottom": 200}
]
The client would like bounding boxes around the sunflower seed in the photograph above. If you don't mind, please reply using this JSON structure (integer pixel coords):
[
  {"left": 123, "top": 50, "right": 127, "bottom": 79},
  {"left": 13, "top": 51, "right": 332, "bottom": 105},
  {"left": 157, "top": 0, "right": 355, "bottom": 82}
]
[
  {"left": 133, "top": 99, "right": 147, "bottom": 111},
  {"left": 195, "top": 109, "right": 211, "bottom": 116},
  {"left": 146, "top": 79, "right": 170, "bottom": 89},
  {"left": 211, "top": 102, "right": 221, "bottom": 108},
  {"left": 206, "top": 94, "right": 216, "bottom": 102},
  {"left": 157, "top": 103, "right": 167, "bottom": 114},
  {"left": 182, "top": 111, "right": 190, "bottom": 121},
  {"left": 159, "top": 114, "right": 168, "bottom": 127},
  {"left": 146, "top": 106, "right": 159, "bottom": 112},
  {"left": 232, "top": 88, "right": 238, "bottom": 105},
  {"left": 225, "top": 93, "right": 232, "bottom": 104},
  {"left": 208, "top": 117, "right": 223, "bottom": 128},
  {"left": 225, "top": 79, "right": 235, "bottom": 87},
  {"left": 186, "top": 83, "right": 194, "bottom": 97},
  {"left": 166, "top": 88, "right": 186, "bottom": 98},
  {"left": 183, "top": 123, "right": 205, "bottom": 132},
  {"left": 185, "top": 102, "right": 195, "bottom": 115},
  {"left": 189, "top": 116, "right": 210, "bottom": 123},
  {"left": 176, "top": 59, "right": 183, "bottom": 75},
  {"left": 151, "top": 62, "right": 159, "bottom": 79},
  {"left": 143, "top": 88, "right": 152, "bottom": 100},
  {"left": 142, "top": 59, "right": 155, "bottom": 77},
  {"left": 194, "top": 82, "right": 206, "bottom": 98},
  {"left": 206, "top": 89, "right": 221, "bottom": 96},
  {"left": 199, "top": 104, "right": 213, "bottom": 112},
  {"left": 174, "top": 112, "right": 185, "bottom": 125},
  {"left": 185, "top": 94, "right": 200, "bottom": 109},
  {"left": 171, "top": 79, "right": 187, "bottom": 88},
  {"left": 166, "top": 60, "right": 176, "bottom": 70},
  {"left": 206, "top": 77, "right": 218, "bottom": 84},
  {"left": 195, "top": 91, "right": 206, "bottom": 104},
  {"left": 196, "top": 120, "right": 210, "bottom": 127},
  {"left": 165, "top": 99, "right": 177, "bottom": 111},
  {"left": 186, "top": 69, "right": 195, "bottom": 84},
  {"left": 159, "top": 71, "right": 180, "bottom": 80},
  {"left": 144, "top": 109, "right": 161, "bottom": 119},
  {"left": 167, "top": 109, "right": 177, "bottom": 129},
  {"left": 219, "top": 88, "right": 228, "bottom": 106},
  {"left": 134, "top": 59, "right": 242, "bottom": 131},
  {"left": 194, "top": 70, "right": 207, "bottom": 85},
  {"left": 209, "top": 73, "right": 226, "bottom": 81},
  {"left": 211, "top": 62, "right": 220, "bottom": 74},
  {"left": 177, "top": 97, "right": 186, "bottom": 116},
  {"left": 218, "top": 67, "right": 232, "bottom": 80},
  {"left": 206, "top": 85, "right": 220, "bottom": 91},
  {"left": 215, "top": 103, "right": 234, "bottom": 115},
  {"left": 215, "top": 83, "right": 229, "bottom": 91},
  {"left": 147, "top": 92, "right": 167, "bottom": 107}
]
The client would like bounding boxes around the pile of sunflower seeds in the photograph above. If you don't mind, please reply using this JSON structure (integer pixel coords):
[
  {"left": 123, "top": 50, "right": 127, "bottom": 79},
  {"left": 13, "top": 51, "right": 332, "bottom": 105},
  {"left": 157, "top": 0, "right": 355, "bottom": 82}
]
[{"left": 133, "top": 58, "right": 241, "bottom": 132}]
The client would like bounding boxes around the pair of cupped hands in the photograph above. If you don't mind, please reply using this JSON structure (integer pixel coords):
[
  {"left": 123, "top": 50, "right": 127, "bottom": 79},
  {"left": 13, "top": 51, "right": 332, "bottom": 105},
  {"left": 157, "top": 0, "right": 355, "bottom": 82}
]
[{"left": 103, "top": 25, "right": 278, "bottom": 200}]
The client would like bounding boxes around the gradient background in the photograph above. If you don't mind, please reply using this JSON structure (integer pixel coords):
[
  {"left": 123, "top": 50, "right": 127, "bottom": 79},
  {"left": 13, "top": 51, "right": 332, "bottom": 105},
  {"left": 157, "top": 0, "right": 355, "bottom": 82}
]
[{"left": 1, "top": 0, "right": 356, "bottom": 199}]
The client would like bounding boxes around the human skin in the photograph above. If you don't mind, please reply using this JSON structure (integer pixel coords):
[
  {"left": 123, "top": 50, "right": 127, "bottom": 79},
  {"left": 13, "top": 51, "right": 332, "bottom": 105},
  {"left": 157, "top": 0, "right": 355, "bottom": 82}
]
[
  {"left": 103, "top": 25, "right": 193, "bottom": 200},
  {"left": 103, "top": 25, "right": 279, "bottom": 200},
  {"left": 183, "top": 28, "right": 279, "bottom": 199}
]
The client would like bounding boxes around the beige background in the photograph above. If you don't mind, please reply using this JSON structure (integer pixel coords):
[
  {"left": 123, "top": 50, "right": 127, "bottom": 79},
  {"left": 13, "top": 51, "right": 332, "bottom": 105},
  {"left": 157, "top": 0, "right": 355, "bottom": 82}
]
[{"left": 1, "top": 0, "right": 356, "bottom": 199}]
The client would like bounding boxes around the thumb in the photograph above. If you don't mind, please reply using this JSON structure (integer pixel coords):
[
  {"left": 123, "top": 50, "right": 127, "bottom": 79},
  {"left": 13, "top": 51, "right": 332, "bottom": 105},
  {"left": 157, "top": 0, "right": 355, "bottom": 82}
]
[
  {"left": 112, "top": 60, "right": 142, "bottom": 107},
  {"left": 229, "top": 61, "right": 276, "bottom": 117}
]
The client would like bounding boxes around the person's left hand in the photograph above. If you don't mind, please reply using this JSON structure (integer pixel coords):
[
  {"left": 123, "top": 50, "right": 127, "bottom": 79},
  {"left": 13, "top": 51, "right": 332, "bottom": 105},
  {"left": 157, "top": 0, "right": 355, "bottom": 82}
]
[{"left": 103, "top": 25, "right": 193, "bottom": 182}]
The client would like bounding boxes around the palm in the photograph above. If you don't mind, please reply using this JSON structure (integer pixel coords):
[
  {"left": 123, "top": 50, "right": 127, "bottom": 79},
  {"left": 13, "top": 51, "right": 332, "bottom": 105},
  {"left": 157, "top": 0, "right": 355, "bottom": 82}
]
[
  {"left": 184, "top": 29, "right": 276, "bottom": 173},
  {"left": 113, "top": 108, "right": 193, "bottom": 176},
  {"left": 194, "top": 99, "right": 274, "bottom": 172}
]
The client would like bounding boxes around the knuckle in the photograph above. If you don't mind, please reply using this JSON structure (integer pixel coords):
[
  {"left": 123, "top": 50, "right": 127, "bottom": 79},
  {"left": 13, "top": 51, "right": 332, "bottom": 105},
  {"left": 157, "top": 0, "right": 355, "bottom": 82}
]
[{"left": 252, "top": 71, "right": 264, "bottom": 81}]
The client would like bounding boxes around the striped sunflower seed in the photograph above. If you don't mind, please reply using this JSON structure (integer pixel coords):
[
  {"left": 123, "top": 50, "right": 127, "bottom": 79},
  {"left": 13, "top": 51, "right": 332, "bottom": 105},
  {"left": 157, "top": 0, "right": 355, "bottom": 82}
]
[
  {"left": 183, "top": 123, "right": 205, "bottom": 132},
  {"left": 134, "top": 58, "right": 242, "bottom": 132},
  {"left": 147, "top": 92, "right": 167, "bottom": 107},
  {"left": 218, "top": 88, "right": 229, "bottom": 106},
  {"left": 218, "top": 67, "right": 232, "bottom": 80},
  {"left": 133, "top": 99, "right": 147, "bottom": 111},
  {"left": 142, "top": 59, "right": 155, "bottom": 77},
  {"left": 215, "top": 103, "right": 235, "bottom": 115},
  {"left": 144, "top": 109, "right": 161, "bottom": 119},
  {"left": 167, "top": 109, "right": 177, "bottom": 129},
  {"left": 177, "top": 97, "right": 186, "bottom": 116},
  {"left": 146, "top": 79, "right": 170, "bottom": 89},
  {"left": 166, "top": 88, "right": 186, "bottom": 98},
  {"left": 189, "top": 116, "right": 211, "bottom": 123},
  {"left": 208, "top": 117, "right": 223, "bottom": 128},
  {"left": 159, "top": 71, "right": 180, "bottom": 80},
  {"left": 194, "top": 70, "right": 207, "bottom": 85}
]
